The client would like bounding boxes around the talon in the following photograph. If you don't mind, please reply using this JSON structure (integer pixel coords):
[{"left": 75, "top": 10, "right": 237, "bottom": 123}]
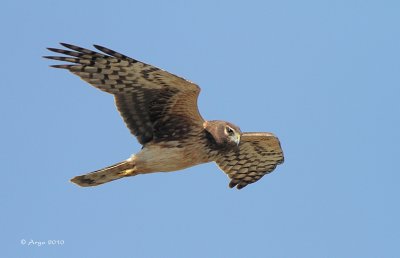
[{"left": 123, "top": 169, "right": 136, "bottom": 177}]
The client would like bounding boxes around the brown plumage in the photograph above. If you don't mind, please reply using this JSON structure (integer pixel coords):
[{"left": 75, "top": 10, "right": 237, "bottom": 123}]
[{"left": 44, "top": 43, "right": 284, "bottom": 189}]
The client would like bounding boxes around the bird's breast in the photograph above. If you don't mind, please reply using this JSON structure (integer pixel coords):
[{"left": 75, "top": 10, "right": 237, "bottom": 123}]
[{"left": 133, "top": 141, "right": 211, "bottom": 173}]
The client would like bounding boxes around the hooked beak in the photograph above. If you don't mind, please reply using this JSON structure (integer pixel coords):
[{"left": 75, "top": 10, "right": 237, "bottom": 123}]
[{"left": 234, "top": 134, "right": 241, "bottom": 146}]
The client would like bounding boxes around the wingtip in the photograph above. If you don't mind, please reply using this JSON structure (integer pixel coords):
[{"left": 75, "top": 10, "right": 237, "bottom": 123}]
[
  {"left": 49, "top": 64, "right": 73, "bottom": 69},
  {"left": 228, "top": 181, "right": 237, "bottom": 188},
  {"left": 236, "top": 184, "right": 245, "bottom": 190},
  {"left": 46, "top": 47, "right": 59, "bottom": 52},
  {"left": 229, "top": 180, "right": 246, "bottom": 190},
  {"left": 59, "top": 42, "right": 74, "bottom": 48},
  {"left": 93, "top": 44, "right": 107, "bottom": 52},
  {"left": 43, "top": 55, "right": 60, "bottom": 60}
]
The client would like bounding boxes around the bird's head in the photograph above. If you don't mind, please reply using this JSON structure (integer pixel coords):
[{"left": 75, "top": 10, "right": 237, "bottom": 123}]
[{"left": 203, "top": 120, "right": 242, "bottom": 148}]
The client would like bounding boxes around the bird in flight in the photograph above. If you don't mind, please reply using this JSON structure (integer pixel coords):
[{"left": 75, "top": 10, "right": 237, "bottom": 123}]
[{"left": 45, "top": 43, "right": 284, "bottom": 189}]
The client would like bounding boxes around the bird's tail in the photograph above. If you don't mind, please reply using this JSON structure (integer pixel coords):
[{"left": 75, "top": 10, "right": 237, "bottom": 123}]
[{"left": 70, "top": 159, "right": 136, "bottom": 187}]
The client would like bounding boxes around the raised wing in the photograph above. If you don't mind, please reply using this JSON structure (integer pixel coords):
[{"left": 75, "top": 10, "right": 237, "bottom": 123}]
[
  {"left": 45, "top": 43, "right": 204, "bottom": 145},
  {"left": 215, "top": 133, "right": 284, "bottom": 189}
]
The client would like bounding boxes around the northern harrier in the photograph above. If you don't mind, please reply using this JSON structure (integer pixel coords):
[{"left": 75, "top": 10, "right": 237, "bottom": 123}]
[{"left": 45, "top": 43, "right": 284, "bottom": 189}]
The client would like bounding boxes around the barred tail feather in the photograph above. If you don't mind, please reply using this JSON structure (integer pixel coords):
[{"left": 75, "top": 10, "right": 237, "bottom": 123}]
[{"left": 70, "top": 160, "right": 136, "bottom": 187}]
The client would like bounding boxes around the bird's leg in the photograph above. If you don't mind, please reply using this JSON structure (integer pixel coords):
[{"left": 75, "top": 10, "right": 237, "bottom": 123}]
[{"left": 123, "top": 168, "right": 137, "bottom": 177}]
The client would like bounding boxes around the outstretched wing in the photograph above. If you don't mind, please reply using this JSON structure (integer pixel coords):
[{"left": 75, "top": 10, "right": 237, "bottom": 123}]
[
  {"left": 215, "top": 133, "right": 284, "bottom": 189},
  {"left": 45, "top": 43, "right": 204, "bottom": 145}
]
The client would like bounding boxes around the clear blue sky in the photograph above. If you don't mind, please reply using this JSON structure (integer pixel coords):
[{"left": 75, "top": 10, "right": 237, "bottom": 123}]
[{"left": 2, "top": 0, "right": 399, "bottom": 257}]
